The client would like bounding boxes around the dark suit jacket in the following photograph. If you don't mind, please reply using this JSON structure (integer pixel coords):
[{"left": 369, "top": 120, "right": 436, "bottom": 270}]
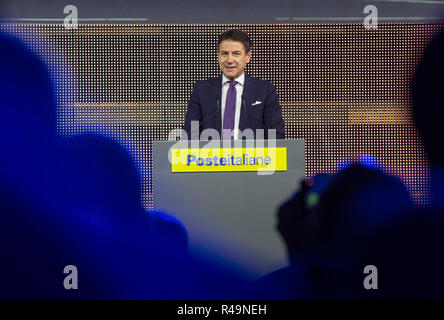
[{"left": 183, "top": 74, "right": 285, "bottom": 139}]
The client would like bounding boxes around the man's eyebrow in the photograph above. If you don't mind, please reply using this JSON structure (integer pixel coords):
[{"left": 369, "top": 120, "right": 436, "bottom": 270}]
[{"left": 219, "top": 50, "right": 242, "bottom": 53}]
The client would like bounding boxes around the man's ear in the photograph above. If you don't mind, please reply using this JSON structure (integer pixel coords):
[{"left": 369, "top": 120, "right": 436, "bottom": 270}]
[{"left": 246, "top": 50, "right": 252, "bottom": 64}]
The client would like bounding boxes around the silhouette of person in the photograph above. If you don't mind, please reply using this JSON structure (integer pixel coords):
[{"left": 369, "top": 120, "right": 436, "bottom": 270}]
[
  {"left": 0, "top": 32, "right": 251, "bottom": 299},
  {"left": 363, "top": 27, "right": 444, "bottom": 299}
]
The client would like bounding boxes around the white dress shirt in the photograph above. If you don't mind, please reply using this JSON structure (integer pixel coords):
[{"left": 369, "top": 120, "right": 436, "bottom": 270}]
[{"left": 221, "top": 73, "right": 244, "bottom": 140}]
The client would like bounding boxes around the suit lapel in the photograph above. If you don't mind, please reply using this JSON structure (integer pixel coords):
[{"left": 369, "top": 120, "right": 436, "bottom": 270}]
[
  {"left": 209, "top": 75, "right": 222, "bottom": 135},
  {"left": 239, "top": 73, "right": 252, "bottom": 131}
]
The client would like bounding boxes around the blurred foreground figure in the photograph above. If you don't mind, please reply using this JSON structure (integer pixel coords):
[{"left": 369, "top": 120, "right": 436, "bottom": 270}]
[
  {"left": 310, "top": 164, "right": 413, "bottom": 299},
  {"left": 360, "top": 27, "right": 444, "bottom": 299},
  {"left": 256, "top": 164, "right": 412, "bottom": 299},
  {"left": 258, "top": 28, "right": 444, "bottom": 299},
  {"left": 0, "top": 33, "right": 249, "bottom": 299},
  {"left": 412, "top": 27, "right": 444, "bottom": 208},
  {"left": 371, "top": 26, "right": 444, "bottom": 298}
]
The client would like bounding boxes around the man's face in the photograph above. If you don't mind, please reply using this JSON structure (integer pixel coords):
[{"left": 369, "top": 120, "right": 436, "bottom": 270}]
[{"left": 218, "top": 40, "right": 251, "bottom": 80}]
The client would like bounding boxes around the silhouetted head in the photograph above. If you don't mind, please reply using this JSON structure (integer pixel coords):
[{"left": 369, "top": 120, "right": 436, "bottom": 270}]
[
  {"left": 317, "top": 164, "right": 412, "bottom": 243},
  {"left": 412, "top": 29, "right": 444, "bottom": 166},
  {"left": 0, "top": 32, "right": 56, "bottom": 141},
  {"left": 0, "top": 32, "right": 60, "bottom": 207}
]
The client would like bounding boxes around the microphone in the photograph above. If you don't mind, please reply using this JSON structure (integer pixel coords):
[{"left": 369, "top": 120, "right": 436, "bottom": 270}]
[{"left": 241, "top": 94, "right": 265, "bottom": 130}]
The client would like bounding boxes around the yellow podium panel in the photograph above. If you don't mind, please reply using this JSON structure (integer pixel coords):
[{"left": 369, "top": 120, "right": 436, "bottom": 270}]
[{"left": 171, "top": 147, "right": 287, "bottom": 173}]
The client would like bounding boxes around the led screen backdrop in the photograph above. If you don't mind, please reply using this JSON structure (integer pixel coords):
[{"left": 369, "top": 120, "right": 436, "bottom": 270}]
[{"left": 1, "top": 23, "right": 440, "bottom": 208}]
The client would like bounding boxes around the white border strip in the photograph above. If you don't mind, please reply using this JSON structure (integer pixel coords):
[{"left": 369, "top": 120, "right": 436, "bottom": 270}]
[
  {"left": 0, "top": 18, "right": 149, "bottom": 22},
  {"left": 371, "top": 0, "right": 444, "bottom": 5},
  {"left": 275, "top": 16, "right": 443, "bottom": 21}
]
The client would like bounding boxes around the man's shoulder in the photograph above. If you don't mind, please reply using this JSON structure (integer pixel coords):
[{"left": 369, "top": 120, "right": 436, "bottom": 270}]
[
  {"left": 245, "top": 74, "right": 275, "bottom": 90},
  {"left": 194, "top": 76, "right": 220, "bottom": 89}
]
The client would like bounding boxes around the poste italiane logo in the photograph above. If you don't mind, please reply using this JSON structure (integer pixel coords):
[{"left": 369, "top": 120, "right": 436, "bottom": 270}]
[{"left": 171, "top": 147, "right": 287, "bottom": 172}]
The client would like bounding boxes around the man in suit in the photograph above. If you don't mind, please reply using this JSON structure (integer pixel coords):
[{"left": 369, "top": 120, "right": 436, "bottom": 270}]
[{"left": 183, "top": 29, "right": 285, "bottom": 140}]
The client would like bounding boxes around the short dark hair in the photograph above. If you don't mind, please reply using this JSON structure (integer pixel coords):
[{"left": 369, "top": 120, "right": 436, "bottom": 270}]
[{"left": 218, "top": 29, "right": 252, "bottom": 53}]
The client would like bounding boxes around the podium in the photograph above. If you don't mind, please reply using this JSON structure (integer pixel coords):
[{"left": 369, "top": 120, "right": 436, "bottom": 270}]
[{"left": 153, "top": 139, "right": 305, "bottom": 279}]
